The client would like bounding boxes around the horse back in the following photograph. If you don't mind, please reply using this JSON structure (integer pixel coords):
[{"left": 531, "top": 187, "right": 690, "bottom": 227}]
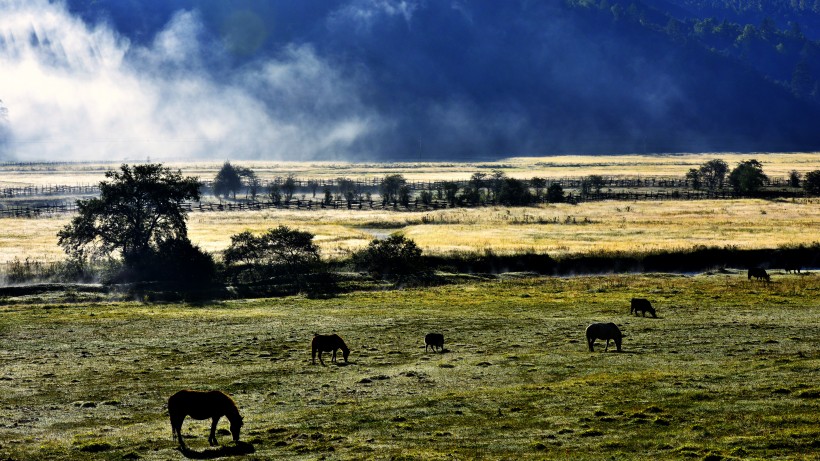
[
  {"left": 168, "top": 390, "right": 236, "bottom": 420},
  {"left": 586, "top": 322, "right": 621, "bottom": 340},
  {"left": 313, "top": 334, "right": 347, "bottom": 352}
]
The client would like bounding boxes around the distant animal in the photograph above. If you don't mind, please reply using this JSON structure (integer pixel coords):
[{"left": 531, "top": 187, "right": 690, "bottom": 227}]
[
  {"left": 783, "top": 261, "right": 802, "bottom": 274},
  {"left": 585, "top": 323, "right": 622, "bottom": 352},
  {"left": 748, "top": 267, "right": 770, "bottom": 281},
  {"left": 312, "top": 333, "right": 350, "bottom": 365},
  {"left": 168, "top": 390, "right": 243, "bottom": 448},
  {"left": 425, "top": 333, "right": 444, "bottom": 352},
  {"left": 630, "top": 298, "right": 657, "bottom": 318}
]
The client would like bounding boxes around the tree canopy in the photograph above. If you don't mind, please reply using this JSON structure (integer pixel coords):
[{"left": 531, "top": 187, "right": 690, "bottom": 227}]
[
  {"left": 728, "top": 159, "right": 768, "bottom": 195},
  {"left": 213, "top": 161, "right": 243, "bottom": 199},
  {"left": 58, "top": 164, "right": 201, "bottom": 265},
  {"left": 223, "top": 226, "right": 320, "bottom": 276}
]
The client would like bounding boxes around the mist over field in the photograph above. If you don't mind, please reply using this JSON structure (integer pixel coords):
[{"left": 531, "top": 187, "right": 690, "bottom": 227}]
[{"left": 1, "top": 0, "right": 819, "bottom": 162}]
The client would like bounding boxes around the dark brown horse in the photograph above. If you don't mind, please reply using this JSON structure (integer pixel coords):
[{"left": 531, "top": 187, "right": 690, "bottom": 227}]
[
  {"left": 168, "top": 390, "right": 243, "bottom": 448},
  {"left": 425, "top": 332, "right": 444, "bottom": 352},
  {"left": 312, "top": 333, "right": 350, "bottom": 365},
  {"left": 748, "top": 267, "right": 770, "bottom": 281}
]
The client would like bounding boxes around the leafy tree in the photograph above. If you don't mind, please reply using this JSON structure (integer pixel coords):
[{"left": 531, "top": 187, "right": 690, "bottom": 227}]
[
  {"left": 239, "top": 168, "right": 261, "bottom": 201},
  {"left": 282, "top": 174, "right": 297, "bottom": 202},
  {"left": 398, "top": 185, "right": 412, "bottom": 208},
  {"left": 57, "top": 163, "right": 202, "bottom": 280},
  {"left": 420, "top": 190, "right": 433, "bottom": 205},
  {"left": 379, "top": 174, "right": 406, "bottom": 204},
  {"left": 353, "top": 235, "right": 423, "bottom": 279},
  {"left": 803, "top": 170, "right": 820, "bottom": 196},
  {"left": 269, "top": 183, "right": 282, "bottom": 205},
  {"left": 337, "top": 177, "right": 356, "bottom": 206},
  {"left": 213, "top": 161, "right": 242, "bottom": 199},
  {"left": 469, "top": 172, "right": 488, "bottom": 198},
  {"left": 698, "top": 159, "right": 729, "bottom": 191},
  {"left": 788, "top": 170, "right": 802, "bottom": 188},
  {"left": 584, "top": 175, "right": 605, "bottom": 194},
  {"left": 460, "top": 185, "right": 481, "bottom": 205},
  {"left": 498, "top": 178, "right": 533, "bottom": 206},
  {"left": 490, "top": 170, "right": 506, "bottom": 201},
  {"left": 728, "top": 159, "right": 768, "bottom": 195},
  {"left": 224, "top": 226, "right": 320, "bottom": 276},
  {"left": 307, "top": 180, "right": 320, "bottom": 198},
  {"left": 531, "top": 177, "right": 547, "bottom": 201},
  {"left": 442, "top": 181, "right": 460, "bottom": 207},
  {"left": 546, "top": 183, "right": 564, "bottom": 203},
  {"left": 686, "top": 168, "right": 702, "bottom": 190}
]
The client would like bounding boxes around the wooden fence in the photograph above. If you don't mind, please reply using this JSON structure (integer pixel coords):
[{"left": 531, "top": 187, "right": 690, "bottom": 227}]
[
  {"left": 0, "top": 188, "right": 807, "bottom": 218},
  {"left": 0, "top": 174, "right": 797, "bottom": 199}
]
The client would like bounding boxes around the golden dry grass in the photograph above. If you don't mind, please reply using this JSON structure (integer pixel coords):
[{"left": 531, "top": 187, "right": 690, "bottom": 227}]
[
  {"left": 2, "top": 199, "right": 818, "bottom": 266},
  {"left": 2, "top": 152, "right": 818, "bottom": 186}
]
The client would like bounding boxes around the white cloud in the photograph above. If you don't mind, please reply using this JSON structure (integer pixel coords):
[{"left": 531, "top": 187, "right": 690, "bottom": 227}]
[
  {"left": 0, "top": 0, "right": 377, "bottom": 161},
  {"left": 329, "top": 0, "right": 421, "bottom": 32}
]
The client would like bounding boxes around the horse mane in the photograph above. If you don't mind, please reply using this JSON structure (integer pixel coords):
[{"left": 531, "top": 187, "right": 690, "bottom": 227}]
[{"left": 221, "top": 392, "right": 241, "bottom": 420}]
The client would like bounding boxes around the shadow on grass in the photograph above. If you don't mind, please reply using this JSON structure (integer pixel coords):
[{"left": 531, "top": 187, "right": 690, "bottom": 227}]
[{"left": 179, "top": 441, "right": 255, "bottom": 459}]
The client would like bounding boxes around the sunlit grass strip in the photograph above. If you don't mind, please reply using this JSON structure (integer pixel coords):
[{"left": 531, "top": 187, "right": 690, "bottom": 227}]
[
  {"left": 2, "top": 199, "right": 819, "bottom": 266},
  {"left": 2, "top": 152, "right": 819, "bottom": 187}
]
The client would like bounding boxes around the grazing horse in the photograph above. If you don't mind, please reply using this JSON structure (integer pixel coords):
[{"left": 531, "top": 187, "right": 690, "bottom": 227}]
[
  {"left": 168, "top": 390, "right": 243, "bottom": 448},
  {"left": 425, "top": 333, "right": 444, "bottom": 352},
  {"left": 585, "top": 323, "right": 622, "bottom": 352},
  {"left": 312, "top": 334, "right": 350, "bottom": 365},
  {"left": 748, "top": 267, "right": 770, "bottom": 281},
  {"left": 783, "top": 261, "right": 802, "bottom": 274},
  {"left": 630, "top": 298, "right": 657, "bottom": 318}
]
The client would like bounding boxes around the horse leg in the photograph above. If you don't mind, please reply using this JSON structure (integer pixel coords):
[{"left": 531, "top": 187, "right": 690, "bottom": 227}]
[
  {"left": 318, "top": 350, "right": 325, "bottom": 366},
  {"left": 605, "top": 339, "right": 610, "bottom": 352},
  {"left": 171, "top": 414, "right": 186, "bottom": 448},
  {"left": 209, "top": 416, "right": 221, "bottom": 446},
  {"left": 331, "top": 349, "right": 337, "bottom": 363}
]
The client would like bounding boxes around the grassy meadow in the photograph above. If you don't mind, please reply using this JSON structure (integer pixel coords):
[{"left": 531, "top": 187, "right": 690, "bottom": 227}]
[
  {"left": 0, "top": 273, "right": 818, "bottom": 460},
  {"left": 1, "top": 155, "right": 819, "bottom": 459}
]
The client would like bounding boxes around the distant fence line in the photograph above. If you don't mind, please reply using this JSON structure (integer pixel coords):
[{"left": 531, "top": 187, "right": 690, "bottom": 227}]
[
  {"left": 0, "top": 175, "right": 798, "bottom": 199},
  {"left": 0, "top": 188, "right": 807, "bottom": 218}
]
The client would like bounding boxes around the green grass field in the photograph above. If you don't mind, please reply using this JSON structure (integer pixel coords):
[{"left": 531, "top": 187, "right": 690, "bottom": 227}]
[{"left": 1, "top": 272, "right": 818, "bottom": 460}]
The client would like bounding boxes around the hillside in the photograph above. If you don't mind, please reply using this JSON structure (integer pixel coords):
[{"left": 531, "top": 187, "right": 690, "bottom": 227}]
[{"left": 659, "top": 0, "right": 820, "bottom": 39}]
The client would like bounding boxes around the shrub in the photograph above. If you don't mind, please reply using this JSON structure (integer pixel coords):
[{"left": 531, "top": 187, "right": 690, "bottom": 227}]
[
  {"left": 152, "top": 238, "right": 216, "bottom": 285},
  {"left": 224, "top": 226, "right": 321, "bottom": 279},
  {"left": 353, "top": 235, "right": 423, "bottom": 279}
]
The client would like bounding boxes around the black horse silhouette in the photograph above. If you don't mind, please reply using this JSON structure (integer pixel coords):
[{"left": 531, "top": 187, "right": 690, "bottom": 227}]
[
  {"left": 425, "top": 332, "right": 444, "bottom": 352},
  {"left": 312, "top": 333, "right": 350, "bottom": 365},
  {"left": 630, "top": 298, "right": 657, "bottom": 317},
  {"left": 168, "top": 390, "right": 243, "bottom": 449},
  {"left": 586, "top": 322, "right": 623, "bottom": 352}
]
